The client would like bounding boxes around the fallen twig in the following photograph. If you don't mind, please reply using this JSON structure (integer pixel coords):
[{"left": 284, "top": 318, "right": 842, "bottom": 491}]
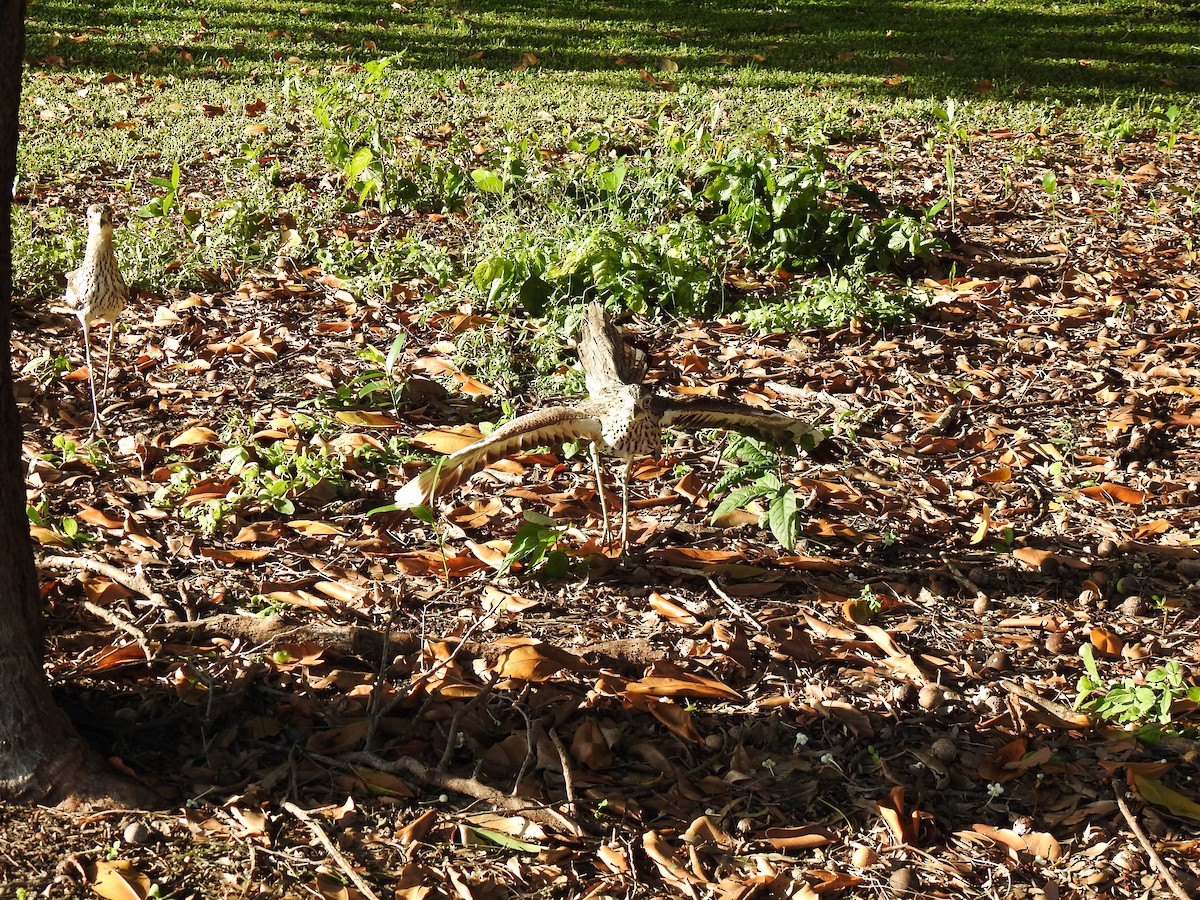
[
  {"left": 345, "top": 751, "right": 585, "bottom": 838},
  {"left": 1112, "top": 777, "right": 1191, "bottom": 900},
  {"left": 41, "top": 554, "right": 168, "bottom": 609},
  {"left": 548, "top": 727, "right": 576, "bottom": 817},
  {"left": 81, "top": 600, "right": 154, "bottom": 660},
  {"left": 282, "top": 800, "right": 381, "bottom": 900}
]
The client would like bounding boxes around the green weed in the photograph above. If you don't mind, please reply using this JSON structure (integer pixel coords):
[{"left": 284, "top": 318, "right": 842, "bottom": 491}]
[
  {"left": 499, "top": 511, "right": 571, "bottom": 578},
  {"left": 27, "top": 499, "right": 95, "bottom": 546},
  {"left": 738, "top": 265, "right": 928, "bottom": 332},
  {"left": 710, "top": 435, "right": 808, "bottom": 551},
  {"left": 1076, "top": 644, "right": 1200, "bottom": 732},
  {"left": 307, "top": 334, "right": 412, "bottom": 411}
]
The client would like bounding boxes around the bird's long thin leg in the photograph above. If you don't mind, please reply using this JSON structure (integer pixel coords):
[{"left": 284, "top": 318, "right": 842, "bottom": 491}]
[
  {"left": 80, "top": 317, "right": 100, "bottom": 425},
  {"left": 618, "top": 456, "right": 634, "bottom": 553},
  {"left": 589, "top": 441, "right": 611, "bottom": 545},
  {"left": 101, "top": 321, "right": 116, "bottom": 403}
]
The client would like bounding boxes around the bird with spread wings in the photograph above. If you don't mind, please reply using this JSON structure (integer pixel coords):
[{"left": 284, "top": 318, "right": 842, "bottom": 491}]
[{"left": 395, "top": 302, "right": 823, "bottom": 550}]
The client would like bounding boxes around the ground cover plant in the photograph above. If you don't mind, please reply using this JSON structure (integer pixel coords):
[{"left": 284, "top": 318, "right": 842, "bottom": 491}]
[{"left": 6, "top": 0, "right": 1200, "bottom": 896}]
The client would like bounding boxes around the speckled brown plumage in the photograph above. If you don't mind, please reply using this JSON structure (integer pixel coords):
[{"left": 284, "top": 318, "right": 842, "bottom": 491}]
[
  {"left": 395, "top": 302, "right": 823, "bottom": 550},
  {"left": 63, "top": 203, "right": 129, "bottom": 425}
]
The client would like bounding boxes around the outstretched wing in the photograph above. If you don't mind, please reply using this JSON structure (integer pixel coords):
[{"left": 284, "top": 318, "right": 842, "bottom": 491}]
[
  {"left": 653, "top": 396, "right": 824, "bottom": 451},
  {"left": 395, "top": 407, "right": 604, "bottom": 508},
  {"left": 578, "top": 301, "right": 647, "bottom": 393}
]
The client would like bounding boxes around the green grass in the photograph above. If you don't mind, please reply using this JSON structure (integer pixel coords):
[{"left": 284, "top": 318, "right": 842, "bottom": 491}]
[{"left": 16, "top": 0, "right": 1196, "bottom": 343}]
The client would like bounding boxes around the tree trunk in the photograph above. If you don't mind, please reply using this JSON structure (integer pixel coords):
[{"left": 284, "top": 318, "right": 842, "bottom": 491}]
[{"left": 0, "top": 1, "right": 152, "bottom": 808}]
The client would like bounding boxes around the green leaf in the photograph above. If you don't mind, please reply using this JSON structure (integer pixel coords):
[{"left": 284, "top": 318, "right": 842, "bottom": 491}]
[
  {"left": 597, "top": 164, "right": 626, "bottom": 193},
  {"left": 409, "top": 503, "right": 436, "bottom": 525},
  {"left": 499, "top": 521, "right": 556, "bottom": 575},
  {"left": 517, "top": 275, "right": 552, "bottom": 316},
  {"left": 384, "top": 333, "right": 406, "bottom": 374},
  {"left": 712, "top": 482, "right": 773, "bottom": 521},
  {"left": 471, "top": 168, "right": 504, "bottom": 194},
  {"left": 540, "top": 548, "right": 570, "bottom": 579},
  {"left": 712, "top": 463, "right": 761, "bottom": 496},
  {"left": 472, "top": 257, "right": 513, "bottom": 299},
  {"left": 1134, "top": 775, "right": 1200, "bottom": 823},
  {"left": 345, "top": 146, "right": 375, "bottom": 183},
  {"left": 464, "top": 826, "right": 544, "bottom": 853},
  {"left": 1080, "top": 643, "right": 1101, "bottom": 683},
  {"left": 766, "top": 487, "right": 800, "bottom": 551},
  {"left": 523, "top": 510, "right": 559, "bottom": 528}
]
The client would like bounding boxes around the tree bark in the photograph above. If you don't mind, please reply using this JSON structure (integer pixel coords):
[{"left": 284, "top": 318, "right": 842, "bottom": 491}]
[{"left": 0, "top": 1, "right": 152, "bottom": 808}]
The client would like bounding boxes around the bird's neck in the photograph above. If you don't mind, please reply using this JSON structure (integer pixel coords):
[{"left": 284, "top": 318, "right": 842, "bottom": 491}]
[{"left": 84, "top": 226, "right": 114, "bottom": 263}]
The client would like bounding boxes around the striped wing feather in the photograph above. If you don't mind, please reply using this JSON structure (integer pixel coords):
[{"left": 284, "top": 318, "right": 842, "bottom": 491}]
[
  {"left": 653, "top": 396, "right": 824, "bottom": 448},
  {"left": 578, "top": 302, "right": 647, "bottom": 393},
  {"left": 395, "top": 407, "right": 604, "bottom": 508}
]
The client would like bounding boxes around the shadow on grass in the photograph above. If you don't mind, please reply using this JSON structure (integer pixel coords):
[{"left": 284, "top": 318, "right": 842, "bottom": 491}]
[{"left": 24, "top": 0, "right": 1196, "bottom": 107}]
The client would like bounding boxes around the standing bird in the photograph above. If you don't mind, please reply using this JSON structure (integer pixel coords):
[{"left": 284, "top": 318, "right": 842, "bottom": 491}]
[
  {"left": 395, "top": 302, "right": 823, "bottom": 551},
  {"left": 63, "top": 203, "right": 129, "bottom": 425}
]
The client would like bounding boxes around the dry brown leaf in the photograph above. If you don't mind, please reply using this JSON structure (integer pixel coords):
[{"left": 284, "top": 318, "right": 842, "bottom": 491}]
[
  {"left": 263, "top": 590, "right": 330, "bottom": 612},
  {"left": 396, "top": 809, "right": 439, "bottom": 846},
  {"left": 842, "top": 598, "right": 874, "bottom": 625},
  {"left": 570, "top": 718, "right": 613, "bottom": 769},
  {"left": 970, "top": 503, "right": 992, "bottom": 544},
  {"left": 201, "top": 547, "right": 271, "bottom": 564},
  {"left": 683, "top": 814, "right": 736, "bottom": 850},
  {"left": 287, "top": 519, "right": 344, "bottom": 536},
  {"left": 465, "top": 539, "right": 509, "bottom": 570},
  {"left": 876, "top": 786, "right": 932, "bottom": 846},
  {"left": 1078, "top": 482, "right": 1148, "bottom": 505},
  {"left": 597, "top": 842, "right": 630, "bottom": 873},
  {"left": 313, "top": 872, "right": 351, "bottom": 900},
  {"left": 333, "top": 410, "right": 403, "bottom": 427},
  {"left": 86, "top": 643, "right": 152, "bottom": 672},
  {"left": 29, "top": 525, "right": 68, "bottom": 546},
  {"left": 641, "top": 830, "right": 702, "bottom": 885},
  {"left": 77, "top": 506, "right": 126, "bottom": 530},
  {"left": 409, "top": 425, "right": 485, "bottom": 454},
  {"left": 314, "top": 580, "right": 367, "bottom": 603},
  {"left": 1090, "top": 626, "right": 1124, "bottom": 657},
  {"left": 350, "top": 765, "right": 416, "bottom": 798},
  {"left": 306, "top": 721, "right": 369, "bottom": 754},
  {"left": 1011, "top": 546, "right": 1052, "bottom": 569},
  {"left": 647, "top": 591, "right": 700, "bottom": 627},
  {"left": 638, "top": 697, "right": 703, "bottom": 743},
  {"left": 452, "top": 372, "right": 495, "bottom": 396},
  {"left": 1134, "top": 774, "right": 1200, "bottom": 822},
  {"left": 87, "top": 859, "right": 151, "bottom": 900},
  {"left": 494, "top": 641, "right": 586, "bottom": 682},
  {"left": 762, "top": 825, "right": 837, "bottom": 850},
  {"left": 649, "top": 547, "right": 746, "bottom": 567},
  {"left": 625, "top": 667, "right": 741, "bottom": 700},
  {"left": 169, "top": 425, "right": 221, "bottom": 447}
]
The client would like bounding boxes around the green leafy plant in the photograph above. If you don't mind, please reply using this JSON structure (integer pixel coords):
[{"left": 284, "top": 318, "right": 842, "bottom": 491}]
[
  {"left": 697, "top": 149, "right": 943, "bottom": 274},
  {"left": 312, "top": 56, "right": 415, "bottom": 213},
  {"left": 1076, "top": 644, "right": 1200, "bottom": 730},
  {"left": 22, "top": 352, "right": 72, "bottom": 386},
  {"left": 710, "top": 435, "right": 805, "bottom": 551},
  {"left": 468, "top": 143, "right": 942, "bottom": 321},
  {"left": 42, "top": 434, "right": 112, "bottom": 471},
  {"left": 1151, "top": 103, "right": 1182, "bottom": 158},
  {"left": 27, "top": 499, "right": 94, "bottom": 546},
  {"left": 309, "top": 334, "right": 411, "bottom": 411},
  {"left": 739, "top": 264, "right": 927, "bottom": 331},
  {"left": 931, "top": 98, "right": 968, "bottom": 228},
  {"left": 1041, "top": 170, "right": 1058, "bottom": 221},
  {"left": 137, "top": 160, "right": 181, "bottom": 223},
  {"left": 499, "top": 511, "right": 570, "bottom": 578}
]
